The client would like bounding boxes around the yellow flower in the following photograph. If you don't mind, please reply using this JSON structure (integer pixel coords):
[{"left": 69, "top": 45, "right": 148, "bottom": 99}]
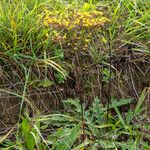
[
  {"left": 63, "top": 34, "right": 67, "bottom": 39},
  {"left": 43, "top": 7, "right": 109, "bottom": 50},
  {"left": 85, "top": 39, "right": 90, "bottom": 43}
]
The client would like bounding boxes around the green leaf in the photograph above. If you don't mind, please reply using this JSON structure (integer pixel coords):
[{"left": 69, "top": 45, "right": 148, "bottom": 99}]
[
  {"left": 21, "top": 118, "right": 36, "bottom": 150},
  {"left": 37, "top": 78, "right": 53, "bottom": 87},
  {"left": 53, "top": 48, "right": 64, "bottom": 60},
  {"left": 95, "top": 124, "right": 114, "bottom": 129},
  {"left": 82, "top": 3, "right": 95, "bottom": 12},
  {"left": 21, "top": 118, "right": 30, "bottom": 134},
  {"left": 56, "top": 124, "right": 81, "bottom": 150},
  {"left": 55, "top": 72, "right": 66, "bottom": 84},
  {"left": 126, "top": 109, "right": 134, "bottom": 124},
  {"left": 64, "top": 99, "right": 81, "bottom": 113},
  {"left": 72, "top": 139, "right": 92, "bottom": 150},
  {"left": 134, "top": 88, "right": 147, "bottom": 115},
  {"left": 93, "top": 97, "right": 104, "bottom": 124},
  {"left": 25, "top": 132, "right": 36, "bottom": 150},
  {"left": 109, "top": 98, "right": 133, "bottom": 109}
]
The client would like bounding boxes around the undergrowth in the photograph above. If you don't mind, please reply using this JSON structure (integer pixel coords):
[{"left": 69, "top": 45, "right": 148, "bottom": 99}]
[
  {"left": 0, "top": 0, "right": 150, "bottom": 149},
  {"left": 0, "top": 92, "right": 150, "bottom": 149}
]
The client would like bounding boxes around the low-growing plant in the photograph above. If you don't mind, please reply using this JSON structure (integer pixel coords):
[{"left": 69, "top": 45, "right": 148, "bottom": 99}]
[{"left": 1, "top": 95, "right": 149, "bottom": 150}]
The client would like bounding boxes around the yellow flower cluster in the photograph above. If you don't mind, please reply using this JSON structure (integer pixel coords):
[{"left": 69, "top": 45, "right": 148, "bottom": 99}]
[
  {"left": 44, "top": 10, "right": 108, "bottom": 29},
  {"left": 73, "top": 11, "right": 108, "bottom": 28},
  {"left": 44, "top": 9, "right": 109, "bottom": 50}
]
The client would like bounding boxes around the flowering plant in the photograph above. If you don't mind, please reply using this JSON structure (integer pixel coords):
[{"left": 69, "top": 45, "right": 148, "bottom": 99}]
[{"left": 43, "top": 4, "right": 108, "bottom": 51}]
